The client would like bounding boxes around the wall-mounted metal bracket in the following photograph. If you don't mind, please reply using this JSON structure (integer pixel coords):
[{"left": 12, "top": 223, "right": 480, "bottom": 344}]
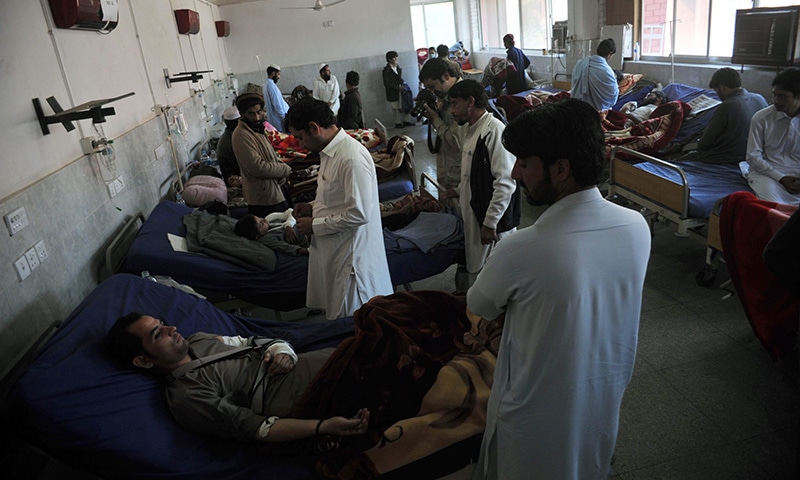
[
  {"left": 164, "top": 68, "right": 213, "bottom": 88},
  {"left": 32, "top": 92, "right": 135, "bottom": 135}
]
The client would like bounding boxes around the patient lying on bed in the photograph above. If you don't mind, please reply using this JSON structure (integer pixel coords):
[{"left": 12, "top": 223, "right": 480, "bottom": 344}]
[
  {"left": 105, "top": 312, "right": 369, "bottom": 444},
  {"left": 235, "top": 209, "right": 310, "bottom": 255}
]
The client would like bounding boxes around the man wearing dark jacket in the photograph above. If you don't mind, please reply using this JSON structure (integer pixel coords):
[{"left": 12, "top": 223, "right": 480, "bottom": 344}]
[
  {"left": 503, "top": 34, "right": 530, "bottom": 94},
  {"left": 382, "top": 51, "right": 415, "bottom": 129}
]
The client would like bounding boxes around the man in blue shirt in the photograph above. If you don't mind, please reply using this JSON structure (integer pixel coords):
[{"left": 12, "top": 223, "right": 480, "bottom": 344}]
[
  {"left": 503, "top": 34, "right": 530, "bottom": 94},
  {"left": 571, "top": 38, "right": 619, "bottom": 110},
  {"left": 262, "top": 64, "right": 290, "bottom": 132}
]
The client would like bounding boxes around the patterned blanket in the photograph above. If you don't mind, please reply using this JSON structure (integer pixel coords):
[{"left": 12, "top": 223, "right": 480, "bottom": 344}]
[
  {"left": 291, "top": 291, "right": 502, "bottom": 479},
  {"left": 603, "top": 100, "right": 690, "bottom": 157}
]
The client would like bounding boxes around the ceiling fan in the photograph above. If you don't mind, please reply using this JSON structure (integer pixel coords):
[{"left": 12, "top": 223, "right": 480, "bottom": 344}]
[{"left": 282, "top": 0, "right": 347, "bottom": 12}]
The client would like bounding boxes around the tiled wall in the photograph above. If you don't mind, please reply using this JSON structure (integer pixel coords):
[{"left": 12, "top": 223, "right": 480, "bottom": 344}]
[{"left": 0, "top": 88, "right": 226, "bottom": 373}]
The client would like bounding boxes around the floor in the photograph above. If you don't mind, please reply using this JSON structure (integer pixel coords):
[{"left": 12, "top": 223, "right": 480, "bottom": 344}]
[{"left": 246, "top": 122, "right": 799, "bottom": 479}]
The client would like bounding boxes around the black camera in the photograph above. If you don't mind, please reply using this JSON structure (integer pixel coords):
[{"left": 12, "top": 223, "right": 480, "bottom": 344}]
[{"left": 410, "top": 89, "right": 439, "bottom": 120}]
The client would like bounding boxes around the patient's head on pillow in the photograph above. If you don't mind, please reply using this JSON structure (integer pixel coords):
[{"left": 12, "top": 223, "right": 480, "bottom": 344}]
[
  {"left": 235, "top": 214, "right": 260, "bottom": 240},
  {"left": 106, "top": 312, "right": 147, "bottom": 369}
]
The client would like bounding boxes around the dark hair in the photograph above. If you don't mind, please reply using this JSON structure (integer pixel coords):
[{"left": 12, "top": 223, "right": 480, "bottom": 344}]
[
  {"left": 502, "top": 99, "right": 605, "bottom": 187},
  {"left": 224, "top": 118, "right": 239, "bottom": 131},
  {"left": 772, "top": 67, "right": 800, "bottom": 97},
  {"left": 385, "top": 50, "right": 398, "bottom": 62},
  {"left": 285, "top": 97, "right": 335, "bottom": 131},
  {"left": 651, "top": 90, "right": 668, "bottom": 103},
  {"left": 419, "top": 58, "right": 460, "bottom": 83},
  {"left": 267, "top": 66, "right": 280, "bottom": 76},
  {"left": 235, "top": 214, "right": 259, "bottom": 240},
  {"left": 106, "top": 312, "right": 147, "bottom": 369},
  {"left": 235, "top": 92, "right": 264, "bottom": 113},
  {"left": 597, "top": 38, "right": 617, "bottom": 57},
  {"left": 709, "top": 67, "right": 741, "bottom": 89},
  {"left": 346, "top": 70, "right": 360, "bottom": 86},
  {"left": 447, "top": 79, "right": 488, "bottom": 109},
  {"left": 437, "top": 44, "right": 450, "bottom": 58},
  {"left": 503, "top": 33, "right": 514, "bottom": 45}
]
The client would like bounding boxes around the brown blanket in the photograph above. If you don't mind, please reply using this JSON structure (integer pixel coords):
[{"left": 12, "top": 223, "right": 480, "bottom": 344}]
[{"left": 291, "top": 291, "right": 502, "bottom": 479}]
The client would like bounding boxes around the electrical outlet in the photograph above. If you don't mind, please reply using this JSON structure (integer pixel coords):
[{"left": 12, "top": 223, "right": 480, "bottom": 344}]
[
  {"left": 14, "top": 256, "right": 30, "bottom": 281},
  {"left": 323, "top": 20, "right": 334, "bottom": 27},
  {"left": 115, "top": 175, "right": 125, "bottom": 193},
  {"left": 4, "top": 206, "right": 29, "bottom": 236},
  {"left": 155, "top": 144, "right": 166, "bottom": 159},
  {"left": 35, "top": 240, "right": 48, "bottom": 262},
  {"left": 107, "top": 181, "right": 117, "bottom": 198},
  {"left": 25, "top": 247, "right": 40, "bottom": 270}
]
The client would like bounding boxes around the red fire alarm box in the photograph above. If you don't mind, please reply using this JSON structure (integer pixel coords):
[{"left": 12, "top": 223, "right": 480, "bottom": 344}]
[
  {"left": 215, "top": 21, "right": 230, "bottom": 37},
  {"left": 49, "top": 0, "right": 119, "bottom": 32},
  {"left": 175, "top": 9, "right": 200, "bottom": 35}
]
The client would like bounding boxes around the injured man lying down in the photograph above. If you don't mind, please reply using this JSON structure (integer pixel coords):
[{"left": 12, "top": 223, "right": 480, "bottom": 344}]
[{"left": 105, "top": 291, "right": 501, "bottom": 478}]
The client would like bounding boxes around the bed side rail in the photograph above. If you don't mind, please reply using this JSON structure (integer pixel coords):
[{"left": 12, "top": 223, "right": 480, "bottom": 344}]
[
  {"left": 102, "top": 211, "right": 146, "bottom": 281},
  {"left": 608, "top": 146, "right": 692, "bottom": 219},
  {"left": 0, "top": 320, "right": 62, "bottom": 410},
  {"left": 420, "top": 172, "right": 447, "bottom": 197}
]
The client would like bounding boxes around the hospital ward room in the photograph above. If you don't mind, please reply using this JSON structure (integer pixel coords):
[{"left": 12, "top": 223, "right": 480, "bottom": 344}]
[{"left": 2, "top": 0, "right": 800, "bottom": 479}]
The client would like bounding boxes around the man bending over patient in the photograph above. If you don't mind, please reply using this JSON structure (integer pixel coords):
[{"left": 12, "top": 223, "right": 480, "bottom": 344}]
[
  {"left": 105, "top": 313, "right": 369, "bottom": 443},
  {"left": 571, "top": 38, "right": 619, "bottom": 110}
]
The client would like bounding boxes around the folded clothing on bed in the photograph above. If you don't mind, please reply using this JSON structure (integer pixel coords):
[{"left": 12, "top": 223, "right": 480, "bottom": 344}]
[{"left": 384, "top": 212, "right": 464, "bottom": 253}]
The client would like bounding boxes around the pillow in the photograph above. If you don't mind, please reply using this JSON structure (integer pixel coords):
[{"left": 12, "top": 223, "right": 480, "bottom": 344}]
[
  {"left": 619, "top": 73, "right": 644, "bottom": 96},
  {"left": 180, "top": 175, "right": 227, "bottom": 207}
]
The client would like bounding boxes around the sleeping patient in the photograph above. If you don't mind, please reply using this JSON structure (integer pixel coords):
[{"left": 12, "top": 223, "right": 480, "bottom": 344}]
[
  {"left": 618, "top": 90, "right": 668, "bottom": 127},
  {"left": 235, "top": 209, "right": 309, "bottom": 255}
]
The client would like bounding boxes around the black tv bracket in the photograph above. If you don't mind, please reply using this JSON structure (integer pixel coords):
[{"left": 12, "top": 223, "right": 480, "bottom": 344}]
[
  {"left": 164, "top": 68, "right": 212, "bottom": 88},
  {"left": 32, "top": 91, "right": 136, "bottom": 135}
]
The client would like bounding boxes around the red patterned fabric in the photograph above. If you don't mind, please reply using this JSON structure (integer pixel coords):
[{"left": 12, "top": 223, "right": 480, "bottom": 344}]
[
  {"left": 604, "top": 101, "right": 690, "bottom": 157},
  {"left": 720, "top": 192, "right": 800, "bottom": 360},
  {"left": 290, "top": 291, "right": 502, "bottom": 478}
]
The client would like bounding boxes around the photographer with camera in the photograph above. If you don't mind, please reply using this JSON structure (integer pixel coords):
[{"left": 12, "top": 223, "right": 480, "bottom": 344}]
[{"left": 418, "top": 58, "right": 464, "bottom": 192}]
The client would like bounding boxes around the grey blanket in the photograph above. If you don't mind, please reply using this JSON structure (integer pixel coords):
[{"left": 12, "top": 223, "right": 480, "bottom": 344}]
[{"left": 183, "top": 211, "right": 276, "bottom": 271}]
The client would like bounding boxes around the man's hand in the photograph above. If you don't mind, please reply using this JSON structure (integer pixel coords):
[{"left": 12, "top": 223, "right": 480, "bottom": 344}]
[
  {"left": 284, "top": 226, "right": 299, "bottom": 244},
  {"left": 779, "top": 176, "right": 800, "bottom": 194},
  {"left": 422, "top": 103, "right": 440, "bottom": 122},
  {"left": 296, "top": 217, "right": 314, "bottom": 236},
  {"left": 318, "top": 408, "right": 370, "bottom": 436},
  {"left": 264, "top": 352, "right": 296, "bottom": 376},
  {"left": 441, "top": 188, "right": 459, "bottom": 199},
  {"left": 480, "top": 225, "right": 498, "bottom": 245},
  {"left": 293, "top": 203, "right": 312, "bottom": 218}
]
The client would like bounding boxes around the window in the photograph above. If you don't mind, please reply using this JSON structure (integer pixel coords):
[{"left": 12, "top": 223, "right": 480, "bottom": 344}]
[
  {"left": 641, "top": 0, "right": 797, "bottom": 59},
  {"left": 479, "top": 0, "right": 568, "bottom": 51},
  {"left": 411, "top": 1, "right": 457, "bottom": 50}
]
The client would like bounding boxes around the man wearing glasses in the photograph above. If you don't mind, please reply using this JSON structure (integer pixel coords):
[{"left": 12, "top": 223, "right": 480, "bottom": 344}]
[{"left": 232, "top": 92, "right": 293, "bottom": 216}]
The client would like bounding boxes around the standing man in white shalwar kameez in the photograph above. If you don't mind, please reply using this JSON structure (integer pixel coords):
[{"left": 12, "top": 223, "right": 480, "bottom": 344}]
[
  {"left": 469, "top": 99, "right": 651, "bottom": 480},
  {"left": 441, "top": 79, "right": 519, "bottom": 288},
  {"left": 286, "top": 98, "right": 393, "bottom": 320}
]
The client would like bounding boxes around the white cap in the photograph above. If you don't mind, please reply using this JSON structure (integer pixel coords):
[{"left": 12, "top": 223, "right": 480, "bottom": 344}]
[
  {"left": 268, "top": 64, "right": 281, "bottom": 71},
  {"left": 319, "top": 63, "right": 328, "bottom": 71},
  {"left": 223, "top": 106, "right": 240, "bottom": 121}
]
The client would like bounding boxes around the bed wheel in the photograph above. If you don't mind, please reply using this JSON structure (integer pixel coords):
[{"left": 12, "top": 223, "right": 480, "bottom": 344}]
[{"left": 695, "top": 268, "right": 716, "bottom": 288}]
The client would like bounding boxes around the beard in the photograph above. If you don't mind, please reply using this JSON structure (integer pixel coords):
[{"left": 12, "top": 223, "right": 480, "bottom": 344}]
[
  {"left": 321, "top": 73, "right": 331, "bottom": 82},
  {"left": 271, "top": 76, "right": 279, "bottom": 84},
  {"left": 522, "top": 171, "right": 559, "bottom": 206},
  {"left": 244, "top": 118, "right": 265, "bottom": 134}
]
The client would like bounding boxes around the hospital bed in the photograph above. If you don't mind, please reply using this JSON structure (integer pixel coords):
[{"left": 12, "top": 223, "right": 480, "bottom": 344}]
[
  {"left": 124, "top": 200, "right": 464, "bottom": 311},
  {"left": 0, "top": 274, "right": 482, "bottom": 479},
  {"left": 606, "top": 146, "right": 753, "bottom": 286}
]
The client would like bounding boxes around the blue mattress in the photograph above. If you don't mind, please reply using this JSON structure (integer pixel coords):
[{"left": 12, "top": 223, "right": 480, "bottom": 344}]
[
  {"left": 633, "top": 160, "right": 752, "bottom": 218},
  {"left": 127, "top": 201, "right": 463, "bottom": 309},
  {"left": 6, "top": 274, "right": 355, "bottom": 479},
  {"left": 378, "top": 168, "right": 414, "bottom": 202}
]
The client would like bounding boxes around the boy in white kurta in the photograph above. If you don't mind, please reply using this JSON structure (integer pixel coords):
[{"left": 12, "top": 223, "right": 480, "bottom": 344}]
[
  {"left": 469, "top": 99, "right": 651, "bottom": 480},
  {"left": 442, "top": 79, "right": 518, "bottom": 288},
  {"left": 287, "top": 98, "right": 393, "bottom": 320}
]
